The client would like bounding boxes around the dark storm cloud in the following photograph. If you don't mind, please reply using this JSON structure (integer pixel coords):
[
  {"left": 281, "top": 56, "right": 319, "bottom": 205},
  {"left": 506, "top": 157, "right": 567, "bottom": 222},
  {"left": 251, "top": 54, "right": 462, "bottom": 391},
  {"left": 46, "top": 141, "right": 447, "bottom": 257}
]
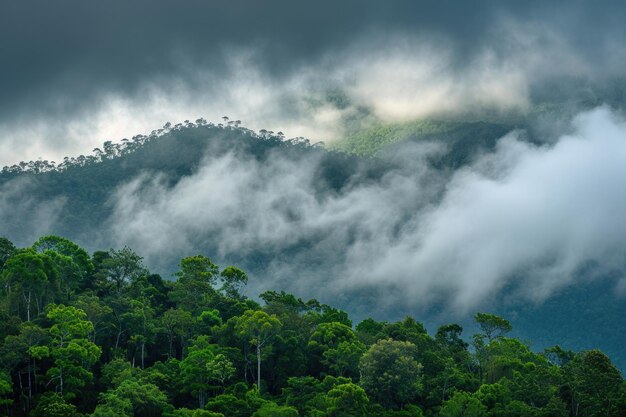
[
  {"left": 2, "top": 0, "right": 626, "bottom": 165},
  {"left": 0, "top": 0, "right": 499, "bottom": 115}
]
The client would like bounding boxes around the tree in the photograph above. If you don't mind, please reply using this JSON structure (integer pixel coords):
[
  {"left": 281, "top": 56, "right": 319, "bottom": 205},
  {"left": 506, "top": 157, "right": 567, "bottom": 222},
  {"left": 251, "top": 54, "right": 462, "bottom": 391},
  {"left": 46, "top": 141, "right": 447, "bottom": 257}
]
[
  {"left": 234, "top": 310, "right": 282, "bottom": 391},
  {"left": 322, "top": 340, "right": 366, "bottom": 378},
  {"left": 32, "top": 235, "right": 93, "bottom": 298},
  {"left": 206, "top": 353, "right": 236, "bottom": 392},
  {"left": 99, "top": 358, "right": 135, "bottom": 389},
  {"left": 31, "top": 305, "right": 101, "bottom": 399},
  {"left": 480, "top": 337, "right": 541, "bottom": 384},
  {"left": 71, "top": 294, "right": 113, "bottom": 343},
  {"left": 355, "top": 318, "right": 386, "bottom": 346},
  {"left": 102, "top": 247, "right": 147, "bottom": 293},
  {"left": 29, "top": 392, "right": 81, "bottom": 417},
  {"left": 0, "top": 370, "right": 13, "bottom": 412},
  {"left": 543, "top": 345, "right": 575, "bottom": 367},
  {"left": 204, "top": 393, "right": 251, "bottom": 417},
  {"left": 171, "top": 255, "right": 219, "bottom": 313},
  {"left": 564, "top": 349, "right": 624, "bottom": 417},
  {"left": 439, "top": 391, "right": 487, "bottom": 417},
  {"left": 0, "top": 237, "right": 16, "bottom": 270},
  {"left": 427, "top": 357, "right": 476, "bottom": 405},
  {"left": 473, "top": 313, "right": 514, "bottom": 383},
  {"left": 474, "top": 313, "right": 512, "bottom": 342},
  {"left": 308, "top": 322, "right": 364, "bottom": 377},
  {"left": 282, "top": 376, "right": 362, "bottom": 416},
  {"left": 359, "top": 339, "right": 422, "bottom": 408},
  {"left": 107, "top": 294, "right": 133, "bottom": 351},
  {"left": 1, "top": 322, "right": 48, "bottom": 407},
  {"left": 123, "top": 297, "right": 156, "bottom": 369},
  {"left": 180, "top": 336, "right": 228, "bottom": 408},
  {"left": 474, "top": 382, "right": 512, "bottom": 414},
  {"left": 91, "top": 394, "right": 132, "bottom": 417},
  {"left": 198, "top": 309, "right": 223, "bottom": 334},
  {"left": 2, "top": 250, "right": 57, "bottom": 321},
  {"left": 436, "top": 324, "right": 468, "bottom": 354},
  {"left": 324, "top": 383, "right": 369, "bottom": 417},
  {"left": 540, "top": 396, "right": 569, "bottom": 417},
  {"left": 220, "top": 266, "right": 248, "bottom": 299},
  {"left": 94, "top": 378, "right": 169, "bottom": 417},
  {"left": 161, "top": 308, "right": 194, "bottom": 359}
]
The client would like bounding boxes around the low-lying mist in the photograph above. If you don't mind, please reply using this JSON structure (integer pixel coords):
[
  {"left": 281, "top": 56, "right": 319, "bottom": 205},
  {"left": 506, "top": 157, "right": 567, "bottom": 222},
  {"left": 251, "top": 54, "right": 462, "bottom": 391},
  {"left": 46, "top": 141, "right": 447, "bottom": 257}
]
[{"left": 98, "top": 107, "right": 626, "bottom": 316}]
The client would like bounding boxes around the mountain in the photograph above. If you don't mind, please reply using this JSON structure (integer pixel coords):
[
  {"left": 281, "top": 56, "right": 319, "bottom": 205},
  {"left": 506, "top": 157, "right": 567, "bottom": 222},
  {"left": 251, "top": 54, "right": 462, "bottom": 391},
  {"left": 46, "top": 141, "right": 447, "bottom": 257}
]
[{"left": 2, "top": 116, "right": 626, "bottom": 370}]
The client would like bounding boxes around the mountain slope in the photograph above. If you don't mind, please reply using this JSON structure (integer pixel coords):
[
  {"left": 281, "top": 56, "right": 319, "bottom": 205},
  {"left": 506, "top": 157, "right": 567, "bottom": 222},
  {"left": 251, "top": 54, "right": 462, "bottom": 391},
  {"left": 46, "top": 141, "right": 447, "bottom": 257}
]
[{"left": 2, "top": 118, "right": 626, "bottom": 369}]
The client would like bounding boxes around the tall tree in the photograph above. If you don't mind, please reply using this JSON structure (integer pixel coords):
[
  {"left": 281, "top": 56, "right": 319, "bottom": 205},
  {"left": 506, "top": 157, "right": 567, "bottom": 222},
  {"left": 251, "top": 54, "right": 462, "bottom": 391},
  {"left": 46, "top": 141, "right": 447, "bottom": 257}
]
[
  {"left": 32, "top": 236, "right": 93, "bottom": 298},
  {"left": 439, "top": 391, "right": 487, "bottom": 417},
  {"left": 2, "top": 250, "right": 57, "bottom": 321},
  {"left": 123, "top": 298, "right": 156, "bottom": 369},
  {"left": 180, "top": 336, "right": 234, "bottom": 408},
  {"left": 30, "top": 305, "right": 101, "bottom": 399},
  {"left": 102, "top": 247, "right": 147, "bottom": 294},
  {"left": 307, "top": 322, "right": 364, "bottom": 378},
  {"left": 565, "top": 350, "right": 624, "bottom": 417},
  {"left": 161, "top": 308, "right": 194, "bottom": 359},
  {"left": 220, "top": 266, "right": 248, "bottom": 299},
  {"left": 171, "top": 255, "right": 219, "bottom": 313},
  {"left": 359, "top": 338, "right": 422, "bottom": 409},
  {"left": 474, "top": 313, "right": 512, "bottom": 343},
  {"left": 1, "top": 322, "right": 48, "bottom": 409},
  {"left": 0, "top": 237, "right": 16, "bottom": 270},
  {"left": 235, "top": 310, "right": 282, "bottom": 391}
]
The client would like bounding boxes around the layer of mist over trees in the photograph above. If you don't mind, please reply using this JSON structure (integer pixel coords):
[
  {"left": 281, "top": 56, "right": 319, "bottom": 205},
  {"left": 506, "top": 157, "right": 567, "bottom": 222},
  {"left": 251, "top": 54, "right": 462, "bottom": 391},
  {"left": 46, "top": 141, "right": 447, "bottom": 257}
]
[
  {"left": 0, "top": 235, "right": 625, "bottom": 417},
  {"left": 0, "top": 119, "right": 376, "bottom": 244},
  {"left": 2, "top": 117, "right": 626, "bottom": 376}
]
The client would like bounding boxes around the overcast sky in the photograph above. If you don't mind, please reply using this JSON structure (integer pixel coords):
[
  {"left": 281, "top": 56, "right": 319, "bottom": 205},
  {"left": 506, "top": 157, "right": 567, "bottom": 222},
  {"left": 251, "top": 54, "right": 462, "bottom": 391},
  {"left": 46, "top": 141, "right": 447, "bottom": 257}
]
[{"left": 2, "top": 1, "right": 626, "bottom": 165}]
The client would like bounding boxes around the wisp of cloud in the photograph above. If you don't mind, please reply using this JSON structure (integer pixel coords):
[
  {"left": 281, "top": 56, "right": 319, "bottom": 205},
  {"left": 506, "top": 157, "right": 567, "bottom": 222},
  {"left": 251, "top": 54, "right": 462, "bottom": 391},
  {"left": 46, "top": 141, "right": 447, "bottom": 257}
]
[{"left": 104, "top": 107, "right": 626, "bottom": 316}]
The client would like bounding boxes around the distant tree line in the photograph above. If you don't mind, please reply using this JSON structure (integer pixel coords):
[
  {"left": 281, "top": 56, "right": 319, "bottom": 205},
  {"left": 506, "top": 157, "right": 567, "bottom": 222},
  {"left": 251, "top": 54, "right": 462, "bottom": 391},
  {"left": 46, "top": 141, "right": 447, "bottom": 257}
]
[{"left": 0, "top": 118, "right": 318, "bottom": 175}]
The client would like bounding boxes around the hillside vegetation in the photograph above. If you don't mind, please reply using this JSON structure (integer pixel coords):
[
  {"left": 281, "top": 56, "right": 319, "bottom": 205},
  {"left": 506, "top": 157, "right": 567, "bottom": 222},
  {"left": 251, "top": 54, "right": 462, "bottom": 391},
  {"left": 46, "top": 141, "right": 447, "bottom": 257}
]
[
  {"left": 0, "top": 235, "right": 624, "bottom": 417},
  {"left": 328, "top": 119, "right": 513, "bottom": 162}
]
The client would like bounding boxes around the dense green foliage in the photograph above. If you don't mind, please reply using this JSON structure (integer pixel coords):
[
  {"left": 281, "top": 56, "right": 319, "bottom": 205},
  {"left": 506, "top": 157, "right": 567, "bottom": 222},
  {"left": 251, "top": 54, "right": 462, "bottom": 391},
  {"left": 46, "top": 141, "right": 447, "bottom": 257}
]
[{"left": 0, "top": 235, "right": 624, "bottom": 416}]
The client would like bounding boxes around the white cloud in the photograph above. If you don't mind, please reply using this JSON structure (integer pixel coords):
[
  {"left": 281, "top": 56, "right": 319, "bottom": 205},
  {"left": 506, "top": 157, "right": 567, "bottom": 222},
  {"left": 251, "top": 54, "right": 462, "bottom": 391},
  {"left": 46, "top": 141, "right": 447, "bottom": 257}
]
[{"left": 106, "top": 107, "right": 626, "bottom": 314}]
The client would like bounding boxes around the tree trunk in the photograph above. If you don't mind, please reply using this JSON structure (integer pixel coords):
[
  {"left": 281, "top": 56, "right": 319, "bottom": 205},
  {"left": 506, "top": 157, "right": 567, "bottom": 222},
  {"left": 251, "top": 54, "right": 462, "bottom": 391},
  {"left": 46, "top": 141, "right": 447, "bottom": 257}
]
[
  {"left": 28, "top": 360, "right": 33, "bottom": 403},
  {"left": 35, "top": 294, "right": 41, "bottom": 317},
  {"left": 115, "top": 328, "right": 123, "bottom": 350},
  {"left": 141, "top": 342, "right": 145, "bottom": 369},
  {"left": 256, "top": 344, "right": 261, "bottom": 391},
  {"left": 199, "top": 390, "right": 206, "bottom": 409},
  {"left": 24, "top": 291, "right": 31, "bottom": 322}
]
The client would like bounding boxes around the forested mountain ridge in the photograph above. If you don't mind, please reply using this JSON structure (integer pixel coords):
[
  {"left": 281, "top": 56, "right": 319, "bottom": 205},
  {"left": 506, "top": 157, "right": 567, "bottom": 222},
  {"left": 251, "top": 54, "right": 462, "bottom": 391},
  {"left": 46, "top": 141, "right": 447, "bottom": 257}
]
[
  {"left": 0, "top": 122, "right": 387, "bottom": 271},
  {"left": 0, "top": 119, "right": 362, "bottom": 242},
  {"left": 0, "top": 117, "right": 509, "bottom": 246},
  {"left": 0, "top": 234, "right": 624, "bottom": 417},
  {"left": 2, "top": 115, "right": 626, "bottom": 376}
]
